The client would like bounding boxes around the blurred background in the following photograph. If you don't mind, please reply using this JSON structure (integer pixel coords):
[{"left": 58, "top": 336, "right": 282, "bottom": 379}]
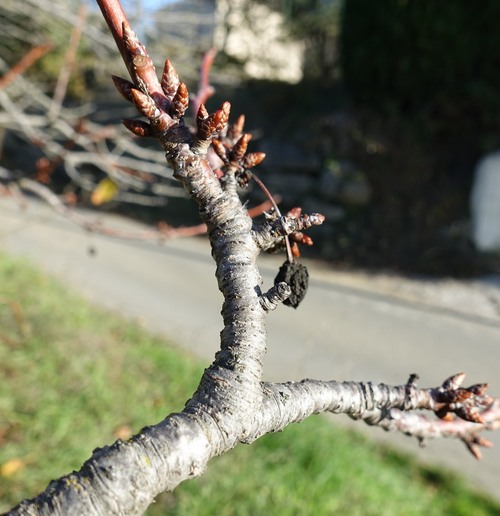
[{"left": 2, "top": 0, "right": 500, "bottom": 276}]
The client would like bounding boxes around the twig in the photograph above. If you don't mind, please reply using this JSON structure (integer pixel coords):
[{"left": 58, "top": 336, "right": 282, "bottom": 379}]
[
  {"left": 16, "top": 177, "right": 278, "bottom": 242},
  {"left": 252, "top": 172, "right": 294, "bottom": 262},
  {"left": 49, "top": 4, "right": 88, "bottom": 120},
  {"left": 0, "top": 44, "right": 53, "bottom": 90},
  {"left": 191, "top": 47, "right": 217, "bottom": 117}
]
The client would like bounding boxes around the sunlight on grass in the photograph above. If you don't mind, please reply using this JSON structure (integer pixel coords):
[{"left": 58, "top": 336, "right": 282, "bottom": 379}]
[{"left": 0, "top": 253, "right": 498, "bottom": 514}]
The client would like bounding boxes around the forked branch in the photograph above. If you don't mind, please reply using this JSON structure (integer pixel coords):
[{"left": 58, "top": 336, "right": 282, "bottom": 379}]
[{"left": 6, "top": 1, "right": 500, "bottom": 514}]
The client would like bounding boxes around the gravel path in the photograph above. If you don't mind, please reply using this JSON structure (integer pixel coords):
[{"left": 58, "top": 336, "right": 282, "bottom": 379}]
[{"left": 312, "top": 265, "right": 500, "bottom": 324}]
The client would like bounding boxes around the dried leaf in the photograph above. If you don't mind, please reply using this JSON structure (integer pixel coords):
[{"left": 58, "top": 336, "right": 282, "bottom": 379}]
[
  {"left": 1, "top": 458, "right": 25, "bottom": 477},
  {"left": 91, "top": 178, "right": 119, "bottom": 206},
  {"left": 274, "top": 260, "right": 309, "bottom": 308}
]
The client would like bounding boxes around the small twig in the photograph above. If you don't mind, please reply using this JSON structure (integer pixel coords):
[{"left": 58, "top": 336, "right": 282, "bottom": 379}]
[
  {"left": 49, "top": 4, "right": 88, "bottom": 120},
  {"left": 0, "top": 44, "right": 53, "bottom": 90},
  {"left": 252, "top": 173, "right": 294, "bottom": 262},
  {"left": 16, "top": 178, "right": 278, "bottom": 242},
  {"left": 191, "top": 47, "right": 217, "bottom": 117}
]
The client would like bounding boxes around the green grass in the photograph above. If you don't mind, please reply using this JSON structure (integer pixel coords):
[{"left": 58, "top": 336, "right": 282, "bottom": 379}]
[{"left": 0, "top": 253, "right": 499, "bottom": 515}]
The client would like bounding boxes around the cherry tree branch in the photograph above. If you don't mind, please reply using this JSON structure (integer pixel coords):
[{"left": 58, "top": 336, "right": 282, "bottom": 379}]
[
  {"left": 9, "top": 375, "right": 499, "bottom": 515},
  {"left": 5, "top": 1, "right": 500, "bottom": 514}
]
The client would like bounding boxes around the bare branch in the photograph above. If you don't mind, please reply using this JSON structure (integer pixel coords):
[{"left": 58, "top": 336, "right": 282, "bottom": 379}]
[
  {"left": 253, "top": 208, "right": 325, "bottom": 252},
  {"left": 5, "top": 1, "right": 500, "bottom": 514},
  {"left": 0, "top": 44, "right": 52, "bottom": 90},
  {"left": 9, "top": 374, "right": 499, "bottom": 514},
  {"left": 49, "top": 4, "right": 88, "bottom": 120}
]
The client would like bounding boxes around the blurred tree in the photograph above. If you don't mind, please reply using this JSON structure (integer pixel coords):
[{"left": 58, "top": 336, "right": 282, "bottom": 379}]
[
  {"left": 0, "top": 0, "right": 118, "bottom": 98},
  {"left": 335, "top": 0, "right": 500, "bottom": 274},
  {"left": 266, "top": 0, "right": 342, "bottom": 82},
  {"left": 341, "top": 0, "right": 500, "bottom": 128}
]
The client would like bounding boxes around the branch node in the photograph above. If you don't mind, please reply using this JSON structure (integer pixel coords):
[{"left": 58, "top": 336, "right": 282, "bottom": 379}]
[{"left": 259, "top": 282, "right": 291, "bottom": 312}]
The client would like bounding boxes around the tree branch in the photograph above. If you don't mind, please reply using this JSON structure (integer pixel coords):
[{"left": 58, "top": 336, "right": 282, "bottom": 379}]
[
  {"left": 9, "top": 374, "right": 499, "bottom": 515},
  {"left": 5, "top": 1, "right": 500, "bottom": 514}
]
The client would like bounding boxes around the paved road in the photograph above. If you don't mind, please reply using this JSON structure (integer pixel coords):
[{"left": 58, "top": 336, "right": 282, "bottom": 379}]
[{"left": 1, "top": 198, "right": 499, "bottom": 500}]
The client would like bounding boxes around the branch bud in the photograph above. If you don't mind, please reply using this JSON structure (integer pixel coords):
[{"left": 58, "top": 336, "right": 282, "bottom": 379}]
[
  {"left": 196, "top": 103, "right": 209, "bottom": 127},
  {"left": 197, "top": 102, "right": 231, "bottom": 141},
  {"left": 161, "top": 59, "right": 180, "bottom": 100},
  {"left": 230, "top": 133, "right": 252, "bottom": 161},
  {"left": 212, "top": 139, "right": 229, "bottom": 164},
  {"left": 242, "top": 152, "right": 266, "bottom": 169},
  {"left": 130, "top": 89, "right": 161, "bottom": 120},
  {"left": 227, "top": 114, "right": 245, "bottom": 141},
  {"left": 442, "top": 372, "right": 466, "bottom": 391},
  {"left": 111, "top": 75, "right": 135, "bottom": 102},
  {"left": 170, "top": 83, "right": 189, "bottom": 119},
  {"left": 122, "top": 119, "right": 152, "bottom": 137},
  {"left": 122, "top": 21, "right": 144, "bottom": 56}
]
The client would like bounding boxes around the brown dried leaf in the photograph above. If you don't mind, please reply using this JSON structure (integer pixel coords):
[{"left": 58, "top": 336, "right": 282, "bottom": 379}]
[{"left": 274, "top": 261, "right": 309, "bottom": 308}]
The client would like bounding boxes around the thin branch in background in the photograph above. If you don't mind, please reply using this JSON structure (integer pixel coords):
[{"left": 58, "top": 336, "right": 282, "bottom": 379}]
[
  {"left": 252, "top": 172, "right": 294, "bottom": 262},
  {"left": 16, "top": 177, "right": 279, "bottom": 242},
  {"left": 49, "top": 3, "right": 88, "bottom": 120},
  {"left": 3, "top": 1, "right": 500, "bottom": 513},
  {"left": 18, "top": 177, "right": 167, "bottom": 241},
  {"left": 191, "top": 47, "right": 217, "bottom": 116},
  {"left": 0, "top": 43, "right": 53, "bottom": 90}
]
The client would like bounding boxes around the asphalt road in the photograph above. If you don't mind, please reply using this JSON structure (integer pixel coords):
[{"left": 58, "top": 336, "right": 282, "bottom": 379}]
[{"left": 1, "top": 198, "right": 499, "bottom": 500}]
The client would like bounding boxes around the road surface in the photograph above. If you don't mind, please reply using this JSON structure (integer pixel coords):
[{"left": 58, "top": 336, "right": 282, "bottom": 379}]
[{"left": 1, "top": 198, "right": 499, "bottom": 500}]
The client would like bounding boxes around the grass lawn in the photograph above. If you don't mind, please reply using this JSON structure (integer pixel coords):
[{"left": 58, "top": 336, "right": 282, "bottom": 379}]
[{"left": 0, "top": 253, "right": 499, "bottom": 515}]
